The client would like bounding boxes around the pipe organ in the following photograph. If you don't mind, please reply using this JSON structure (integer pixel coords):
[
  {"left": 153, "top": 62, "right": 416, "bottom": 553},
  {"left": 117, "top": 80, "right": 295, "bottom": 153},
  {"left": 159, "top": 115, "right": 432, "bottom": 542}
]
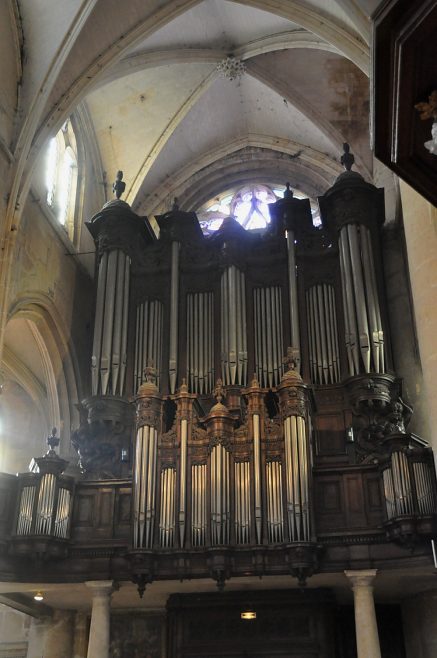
[{"left": 58, "top": 146, "right": 437, "bottom": 593}]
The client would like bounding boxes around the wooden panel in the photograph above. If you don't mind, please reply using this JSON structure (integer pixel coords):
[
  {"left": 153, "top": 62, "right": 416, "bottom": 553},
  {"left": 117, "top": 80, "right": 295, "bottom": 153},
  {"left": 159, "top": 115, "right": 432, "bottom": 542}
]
[
  {"left": 74, "top": 493, "right": 95, "bottom": 526},
  {"left": 315, "top": 469, "right": 384, "bottom": 534},
  {"left": 97, "top": 489, "right": 115, "bottom": 529},
  {"left": 364, "top": 472, "right": 385, "bottom": 526},
  {"left": 315, "top": 414, "right": 347, "bottom": 456},
  {"left": 167, "top": 591, "right": 335, "bottom": 658},
  {"left": 344, "top": 474, "right": 366, "bottom": 528},
  {"left": 315, "top": 477, "right": 345, "bottom": 531}
]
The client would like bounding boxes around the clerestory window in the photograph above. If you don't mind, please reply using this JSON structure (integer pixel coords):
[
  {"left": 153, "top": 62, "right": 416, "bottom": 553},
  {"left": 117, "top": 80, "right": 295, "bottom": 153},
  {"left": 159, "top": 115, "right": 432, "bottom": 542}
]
[{"left": 45, "top": 120, "right": 79, "bottom": 242}]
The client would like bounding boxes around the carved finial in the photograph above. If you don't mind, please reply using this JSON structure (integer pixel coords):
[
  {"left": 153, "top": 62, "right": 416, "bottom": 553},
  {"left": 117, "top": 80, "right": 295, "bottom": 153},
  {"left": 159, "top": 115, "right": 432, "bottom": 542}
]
[
  {"left": 47, "top": 427, "right": 60, "bottom": 454},
  {"left": 283, "top": 347, "right": 300, "bottom": 374},
  {"left": 341, "top": 143, "right": 354, "bottom": 171},
  {"left": 250, "top": 373, "right": 260, "bottom": 388},
  {"left": 172, "top": 197, "right": 179, "bottom": 211},
  {"left": 113, "top": 170, "right": 126, "bottom": 199},
  {"left": 284, "top": 182, "right": 294, "bottom": 199},
  {"left": 213, "top": 378, "right": 225, "bottom": 404},
  {"left": 144, "top": 360, "right": 157, "bottom": 385},
  {"left": 179, "top": 378, "right": 188, "bottom": 394}
]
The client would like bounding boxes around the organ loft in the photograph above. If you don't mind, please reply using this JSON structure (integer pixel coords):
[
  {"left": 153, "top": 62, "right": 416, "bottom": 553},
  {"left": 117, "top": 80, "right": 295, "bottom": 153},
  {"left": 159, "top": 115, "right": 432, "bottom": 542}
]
[{"left": 1, "top": 148, "right": 437, "bottom": 658}]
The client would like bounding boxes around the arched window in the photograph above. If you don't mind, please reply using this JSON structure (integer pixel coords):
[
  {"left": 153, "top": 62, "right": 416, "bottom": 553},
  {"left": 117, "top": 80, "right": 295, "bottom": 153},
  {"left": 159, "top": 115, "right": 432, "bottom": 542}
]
[
  {"left": 45, "top": 120, "right": 78, "bottom": 242},
  {"left": 196, "top": 184, "right": 321, "bottom": 236}
]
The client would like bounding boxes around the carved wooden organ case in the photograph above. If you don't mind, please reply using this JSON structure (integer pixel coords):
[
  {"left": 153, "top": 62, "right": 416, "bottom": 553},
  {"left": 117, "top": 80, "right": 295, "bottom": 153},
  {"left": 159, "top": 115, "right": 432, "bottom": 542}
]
[{"left": 67, "top": 166, "right": 437, "bottom": 593}]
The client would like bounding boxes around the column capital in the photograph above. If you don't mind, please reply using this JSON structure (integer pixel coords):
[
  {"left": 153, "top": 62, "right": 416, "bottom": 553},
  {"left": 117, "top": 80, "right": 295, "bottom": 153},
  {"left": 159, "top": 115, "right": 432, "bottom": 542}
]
[
  {"left": 85, "top": 580, "right": 114, "bottom": 597},
  {"left": 344, "top": 569, "right": 378, "bottom": 589}
]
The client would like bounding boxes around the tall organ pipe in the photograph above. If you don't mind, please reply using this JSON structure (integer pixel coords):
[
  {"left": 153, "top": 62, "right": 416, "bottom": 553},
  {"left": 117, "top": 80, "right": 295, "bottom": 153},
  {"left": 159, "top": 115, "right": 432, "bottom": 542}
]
[
  {"left": 92, "top": 249, "right": 131, "bottom": 396},
  {"left": 339, "top": 224, "right": 385, "bottom": 375},
  {"left": 134, "top": 300, "right": 163, "bottom": 391},
  {"left": 278, "top": 353, "right": 312, "bottom": 543},
  {"left": 306, "top": 284, "right": 340, "bottom": 385},
  {"left": 246, "top": 375, "right": 263, "bottom": 544},
  {"left": 133, "top": 375, "right": 161, "bottom": 549},
  {"left": 186, "top": 292, "right": 214, "bottom": 394},
  {"left": 254, "top": 286, "right": 284, "bottom": 387},
  {"left": 169, "top": 241, "right": 180, "bottom": 394},
  {"left": 221, "top": 266, "right": 247, "bottom": 386},
  {"left": 287, "top": 230, "right": 300, "bottom": 352}
]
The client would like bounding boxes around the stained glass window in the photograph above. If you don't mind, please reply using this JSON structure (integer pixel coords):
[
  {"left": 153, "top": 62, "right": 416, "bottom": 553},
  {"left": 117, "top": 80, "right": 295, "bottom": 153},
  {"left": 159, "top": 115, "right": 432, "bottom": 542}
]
[{"left": 197, "top": 184, "right": 321, "bottom": 236}]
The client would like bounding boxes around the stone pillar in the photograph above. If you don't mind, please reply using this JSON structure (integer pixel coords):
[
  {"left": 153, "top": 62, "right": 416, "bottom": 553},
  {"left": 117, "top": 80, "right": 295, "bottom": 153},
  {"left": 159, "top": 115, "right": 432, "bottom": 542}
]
[
  {"left": 26, "top": 617, "right": 49, "bottom": 658},
  {"left": 73, "top": 612, "right": 89, "bottom": 658},
  {"left": 345, "top": 569, "right": 381, "bottom": 658},
  {"left": 44, "top": 610, "right": 74, "bottom": 658},
  {"left": 85, "top": 581, "right": 113, "bottom": 658}
]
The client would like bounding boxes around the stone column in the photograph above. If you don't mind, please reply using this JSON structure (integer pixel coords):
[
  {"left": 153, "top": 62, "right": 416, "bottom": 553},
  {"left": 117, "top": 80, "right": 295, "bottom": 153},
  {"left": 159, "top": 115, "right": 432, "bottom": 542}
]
[
  {"left": 345, "top": 569, "right": 381, "bottom": 658},
  {"left": 26, "top": 617, "right": 50, "bottom": 658},
  {"left": 85, "top": 581, "right": 113, "bottom": 658},
  {"left": 44, "top": 610, "right": 74, "bottom": 658},
  {"left": 73, "top": 612, "right": 89, "bottom": 658}
]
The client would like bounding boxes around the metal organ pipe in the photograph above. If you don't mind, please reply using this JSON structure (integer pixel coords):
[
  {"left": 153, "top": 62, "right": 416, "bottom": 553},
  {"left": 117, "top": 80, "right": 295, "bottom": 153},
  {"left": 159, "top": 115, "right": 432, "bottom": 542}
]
[
  {"left": 234, "top": 461, "right": 250, "bottom": 544},
  {"left": 306, "top": 284, "right": 340, "bottom": 385},
  {"left": 91, "top": 249, "right": 131, "bottom": 396},
  {"left": 191, "top": 464, "right": 207, "bottom": 546},
  {"left": 254, "top": 286, "right": 284, "bottom": 388},
  {"left": 159, "top": 468, "right": 176, "bottom": 548},
  {"left": 16, "top": 486, "right": 35, "bottom": 535},
  {"left": 266, "top": 461, "right": 284, "bottom": 543},
  {"left": 339, "top": 224, "right": 385, "bottom": 375},
  {"left": 253, "top": 413, "right": 262, "bottom": 544},
  {"left": 35, "top": 474, "right": 56, "bottom": 535},
  {"left": 186, "top": 292, "right": 214, "bottom": 394},
  {"left": 134, "top": 300, "right": 163, "bottom": 391},
  {"left": 169, "top": 241, "right": 180, "bottom": 394},
  {"left": 221, "top": 266, "right": 247, "bottom": 386},
  {"left": 286, "top": 230, "right": 300, "bottom": 352},
  {"left": 210, "top": 444, "right": 231, "bottom": 545},
  {"left": 133, "top": 378, "right": 161, "bottom": 550},
  {"left": 179, "top": 418, "right": 188, "bottom": 547},
  {"left": 133, "top": 425, "right": 158, "bottom": 548}
]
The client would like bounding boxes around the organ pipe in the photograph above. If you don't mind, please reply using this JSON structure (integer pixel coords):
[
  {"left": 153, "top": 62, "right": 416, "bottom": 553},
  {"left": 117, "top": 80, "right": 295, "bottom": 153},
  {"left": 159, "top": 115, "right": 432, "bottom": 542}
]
[
  {"left": 339, "top": 224, "right": 385, "bottom": 375},
  {"left": 133, "top": 425, "right": 158, "bottom": 549},
  {"left": 191, "top": 464, "right": 207, "bottom": 546},
  {"left": 91, "top": 249, "right": 131, "bottom": 396},
  {"left": 254, "top": 286, "right": 284, "bottom": 388},
  {"left": 186, "top": 292, "right": 214, "bottom": 394},
  {"left": 221, "top": 266, "right": 247, "bottom": 386},
  {"left": 134, "top": 300, "right": 163, "bottom": 391},
  {"left": 210, "top": 443, "right": 231, "bottom": 545},
  {"left": 34, "top": 474, "right": 56, "bottom": 535},
  {"left": 234, "top": 461, "right": 251, "bottom": 544},
  {"left": 179, "top": 418, "right": 188, "bottom": 547},
  {"left": 16, "top": 486, "right": 35, "bottom": 535},
  {"left": 246, "top": 376, "right": 263, "bottom": 544},
  {"left": 159, "top": 468, "right": 176, "bottom": 548},
  {"left": 306, "top": 284, "right": 340, "bottom": 385},
  {"left": 278, "top": 351, "right": 313, "bottom": 543},
  {"left": 53, "top": 488, "right": 71, "bottom": 539},
  {"left": 169, "top": 241, "right": 180, "bottom": 394},
  {"left": 266, "top": 460, "right": 284, "bottom": 543},
  {"left": 133, "top": 374, "right": 161, "bottom": 549},
  {"left": 286, "top": 230, "right": 300, "bottom": 351}
]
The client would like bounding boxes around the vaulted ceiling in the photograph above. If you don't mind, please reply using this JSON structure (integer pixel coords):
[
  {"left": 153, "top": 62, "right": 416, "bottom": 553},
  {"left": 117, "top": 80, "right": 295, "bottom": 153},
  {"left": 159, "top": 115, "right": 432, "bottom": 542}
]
[{"left": 1, "top": 0, "right": 381, "bottom": 222}]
